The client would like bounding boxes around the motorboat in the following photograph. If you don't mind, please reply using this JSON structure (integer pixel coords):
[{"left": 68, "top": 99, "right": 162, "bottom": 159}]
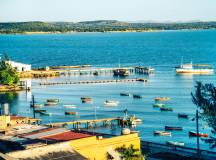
[
  {"left": 154, "top": 130, "right": 171, "bottom": 136},
  {"left": 154, "top": 97, "right": 171, "bottom": 101},
  {"left": 153, "top": 103, "right": 165, "bottom": 108},
  {"left": 104, "top": 100, "right": 119, "bottom": 107},
  {"left": 189, "top": 131, "right": 208, "bottom": 137},
  {"left": 165, "top": 126, "right": 183, "bottom": 131},
  {"left": 166, "top": 141, "right": 184, "bottom": 147}
]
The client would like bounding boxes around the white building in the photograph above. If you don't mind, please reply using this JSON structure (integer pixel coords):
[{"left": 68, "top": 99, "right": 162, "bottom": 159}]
[{"left": 6, "top": 61, "right": 31, "bottom": 72}]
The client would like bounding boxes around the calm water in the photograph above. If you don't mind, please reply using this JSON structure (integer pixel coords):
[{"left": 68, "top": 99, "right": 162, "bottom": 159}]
[{"left": 0, "top": 30, "right": 216, "bottom": 151}]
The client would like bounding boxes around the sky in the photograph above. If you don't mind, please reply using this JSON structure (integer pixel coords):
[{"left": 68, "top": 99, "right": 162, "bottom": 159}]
[{"left": 0, "top": 0, "right": 216, "bottom": 22}]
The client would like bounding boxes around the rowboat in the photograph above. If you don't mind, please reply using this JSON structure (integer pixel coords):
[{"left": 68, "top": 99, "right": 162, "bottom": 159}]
[
  {"left": 165, "top": 126, "right": 183, "bottom": 131},
  {"left": 154, "top": 130, "right": 171, "bottom": 136},
  {"left": 166, "top": 141, "right": 184, "bottom": 147},
  {"left": 153, "top": 103, "right": 165, "bottom": 108},
  {"left": 120, "top": 93, "right": 130, "bottom": 96},
  {"left": 65, "top": 111, "right": 77, "bottom": 115},
  {"left": 178, "top": 113, "right": 189, "bottom": 118},
  {"left": 44, "top": 102, "right": 58, "bottom": 106},
  {"left": 189, "top": 131, "right": 208, "bottom": 137},
  {"left": 63, "top": 105, "right": 77, "bottom": 109},
  {"left": 104, "top": 100, "right": 119, "bottom": 107},
  {"left": 154, "top": 97, "right": 171, "bottom": 101},
  {"left": 81, "top": 97, "right": 93, "bottom": 103},
  {"left": 34, "top": 109, "right": 46, "bottom": 113},
  {"left": 133, "top": 94, "right": 142, "bottom": 99},
  {"left": 46, "top": 99, "right": 59, "bottom": 103},
  {"left": 160, "top": 107, "right": 173, "bottom": 111}
]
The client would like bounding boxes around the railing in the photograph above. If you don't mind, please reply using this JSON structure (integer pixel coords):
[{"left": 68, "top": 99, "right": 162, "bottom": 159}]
[{"left": 141, "top": 140, "right": 216, "bottom": 159}]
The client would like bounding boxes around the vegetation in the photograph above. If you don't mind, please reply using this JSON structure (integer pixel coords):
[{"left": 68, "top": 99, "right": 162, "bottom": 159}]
[
  {"left": 115, "top": 145, "right": 144, "bottom": 160},
  {"left": 0, "top": 21, "right": 216, "bottom": 34},
  {"left": 191, "top": 81, "right": 216, "bottom": 148},
  {"left": 0, "top": 54, "right": 19, "bottom": 85}
]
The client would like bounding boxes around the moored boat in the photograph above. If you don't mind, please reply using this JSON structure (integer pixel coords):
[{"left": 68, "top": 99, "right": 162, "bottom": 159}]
[
  {"left": 154, "top": 130, "right": 171, "bottom": 136},
  {"left": 154, "top": 97, "right": 171, "bottom": 101},
  {"left": 113, "top": 69, "right": 129, "bottom": 77},
  {"left": 104, "top": 100, "right": 119, "bottom": 107},
  {"left": 153, "top": 103, "right": 165, "bottom": 108},
  {"left": 166, "top": 141, "right": 184, "bottom": 147},
  {"left": 65, "top": 111, "right": 78, "bottom": 115},
  {"left": 31, "top": 104, "right": 43, "bottom": 108},
  {"left": 44, "top": 102, "right": 58, "bottom": 106},
  {"left": 133, "top": 94, "right": 142, "bottom": 99},
  {"left": 46, "top": 99, "right": 59, "bottom": 103},
  {"left": 38, "top": 110, "right": 52, "bottom": 116},
  {"left": 34, "top": 109, "right": 46, "bottom": 113},
  {"left": 178, "top": 113, "right": 189, "bottom": 118},
  {"left": 81, "top": 97, "right": 93, "bottom": 103},
  {"left": 165, "top": 126, "right": 183, "bottom": 131},
  {"left": 160, "top": 107, "right": 173, "bottom": 111},
  {"left": 63, "top": 105, "right": 77, "bottom": 109},
  {"left": 189, "top": 131, "right": 208, "bottom": 137},
  {"left": 120, "top": 93, "right": 130, "bottom": 96}
]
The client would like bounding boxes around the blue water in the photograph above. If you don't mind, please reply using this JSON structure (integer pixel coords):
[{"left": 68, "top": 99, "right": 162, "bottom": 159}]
[{"left": 0, "top": 30, "right": 216, "bottom": 151}]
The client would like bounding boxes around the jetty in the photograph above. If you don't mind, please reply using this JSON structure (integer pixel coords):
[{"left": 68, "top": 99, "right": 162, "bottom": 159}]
[
  {"left": 39, "top": 78, "right": 147, "bottom": 86},
  {"left": 47, "top": 117, "right": 130, "bottom": 129}
]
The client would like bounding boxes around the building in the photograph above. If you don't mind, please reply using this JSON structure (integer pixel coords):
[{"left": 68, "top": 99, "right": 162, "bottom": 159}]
[{"left": 6, "top": 60, "right": 31, "bottom": 72}]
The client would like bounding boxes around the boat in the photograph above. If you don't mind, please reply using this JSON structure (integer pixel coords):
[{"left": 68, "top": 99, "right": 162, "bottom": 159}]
[
  {"left": 31, "top": 104, "right": 43, "bottom": 108},
  {"left": 136, "top": 78, "right": 147, "bottom": 82},
  {"left": 133, "top": 94, "right": 142, "bottom": 99},
  {"left": 153, "top": 103, "right": 165, "bottom": 108},
  {"left": 154, "top": 130, "right": 171, "bottom": 136},
  {"left": 38, "top": 110, "right": 52, "bottom": 116},
  {"left": 176, "top": 60, "right": 214, "bottom": 74},
  {"left": 34, "top": 109, "right": 46, "bottom": 113},
  {"left": 46, "top": 99, "right": 59, "bottom": 103},
  {"left": 154, "top": 97, "right": 171, "bottom": 101},
  {"left": 120, "top": 93, "right": 130, "bottom": 96},
  {"left": 65, "top": 111, "right": 77, "bottom": 115},
  {"left": 81, "top": 97, "right": 92, "bottom": 103},
  {"left": 134, "top": 118, "right": 142, "bottom": 123},
  {"left": 63, "top": 105, "right": 77, "bottom": 109},
  {"left": 178, "top": 113, "right": 189, "bottom": 118},
  {"left": 104, "top": 100, "right": 119, "bottom": 107},
  {"left": 166, "top": 141, "right": 184, "bottom": 147},
  {"left": 113, "top": 69, "right": 129, "bottom": 77},
  {"left": 160, "top": 107, "right": 173, "bottom": 111},
  {"left": 165, "top": 126, "right": 183, "bottom": 131},
  {"left": 189, "top": 131, "right": 208, "bottom": 137},
  {"left": 44, "top": 102, "right": 58, "bottom": 106}
]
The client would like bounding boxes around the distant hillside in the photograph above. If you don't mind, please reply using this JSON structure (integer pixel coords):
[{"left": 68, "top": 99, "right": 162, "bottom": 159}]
[{"left": 0, "top": 20, "right": 216, "bottom": 33}]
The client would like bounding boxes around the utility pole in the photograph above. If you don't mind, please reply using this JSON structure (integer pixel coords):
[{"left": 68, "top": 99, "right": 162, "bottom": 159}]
[{"left": 196, "top": 109, "right": 200, "bottom": 156}]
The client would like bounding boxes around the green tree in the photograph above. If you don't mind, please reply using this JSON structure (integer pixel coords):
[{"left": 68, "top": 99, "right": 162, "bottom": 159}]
[
  {"left": 191, "top": 81, "right": 216, "bottom": 148},
  {"left": 0, "top": 54, "right": 19, "bottom": 85}
]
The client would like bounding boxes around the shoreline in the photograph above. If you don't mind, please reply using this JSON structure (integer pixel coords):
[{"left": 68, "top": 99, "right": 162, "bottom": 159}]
[{"left": 0, "top": 28, "right": 215, "bottom": 35}]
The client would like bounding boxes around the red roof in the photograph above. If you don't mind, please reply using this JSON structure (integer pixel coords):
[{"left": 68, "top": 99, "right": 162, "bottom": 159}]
[{"left": 41, "top": 131, "right": 92, "bottom": 142}]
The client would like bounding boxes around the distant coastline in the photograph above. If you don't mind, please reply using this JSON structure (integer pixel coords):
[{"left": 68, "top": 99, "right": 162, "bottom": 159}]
[{"left": 1, "top": 20, "right": 216, "bottom": 34}]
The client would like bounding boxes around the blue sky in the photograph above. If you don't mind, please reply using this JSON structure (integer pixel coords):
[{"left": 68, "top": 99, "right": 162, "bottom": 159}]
[{"left": 0, "top": 0, "right": 216, "bottom": 22}]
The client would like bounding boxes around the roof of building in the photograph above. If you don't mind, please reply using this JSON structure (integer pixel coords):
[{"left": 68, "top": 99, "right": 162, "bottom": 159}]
[{"left": 41, "top": 130, "right": 93, "bottom": 142}]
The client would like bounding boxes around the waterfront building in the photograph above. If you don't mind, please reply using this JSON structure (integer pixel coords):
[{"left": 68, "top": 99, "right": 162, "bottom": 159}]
[{"left": 6, "top": 60, "right": 31, "bottom": 72}]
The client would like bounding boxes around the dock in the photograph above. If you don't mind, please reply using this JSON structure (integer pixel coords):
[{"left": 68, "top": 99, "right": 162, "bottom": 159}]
[
  {"left": 39, "top": 78, "right": 147, "bottom": 86},
  {"left": 48, "top": 117, "right": 124, "bottom": 129}
]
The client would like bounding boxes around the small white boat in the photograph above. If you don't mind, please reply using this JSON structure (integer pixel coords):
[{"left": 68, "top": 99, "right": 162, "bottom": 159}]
[
  {"left": 104, "top": 100, "right": 119, "bottom": 107},
  {"left": 166, "top": 141, "right": 184, "bottom": 147},
  {"left": 134, "top": 118, "right": 142, "bottom": 123},
  {"left": 63, "top": 105, "right": 77, "bottom": 109},
  {"left": 154, "top": 130, "right": 171, "bottom": 136}
]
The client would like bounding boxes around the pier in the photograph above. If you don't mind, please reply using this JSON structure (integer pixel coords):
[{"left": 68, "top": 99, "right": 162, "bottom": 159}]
[{"left": 39, "top": 78, "right": 147, "bottom": 86}]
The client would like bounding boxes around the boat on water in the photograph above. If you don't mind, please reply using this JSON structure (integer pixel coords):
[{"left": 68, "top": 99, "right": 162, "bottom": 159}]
[
  {"left": 166, "top": 141, "right": 184, "bottom": 147},
  {"left": 81, "top": 97, "right": 93, "bottom": 103},
  {"left": 31, "top": 104, "right": 43, "bottom": 108},
  {"left": 34, "top": 109, "right": 46, "bottom": 113},
  {"left": 65, "top": 111, "right": 78, "bottom": 115},
  {"left": 153, "top": 103, "right": 165, "bottom": 108},
  {"left": 104, "top": 100, "right": 119, "bottom": 107},
  {"left": 44, "top": 102, "right": 58, "bottom": 106},
  {"left": 165, "top": 126, "right": 183, "bottom": 131},
  {"left": 113, "top": 69, "right": 129, "bottom": 77},
  {"left": 38, "top": 110, "right": 52, "bottom": 116},
  {"left": 154, "top": 97, "right": 171, "bottom": 101},
  {"left": 160, "top": 107, "right": 173, "bottom": 111},
  {"left": 120, "top": 93, "right": 130, "bottom": 96},
  {"left": 154, "top": 130, "right": 171, "bottom": 136},
  {"left": 46, "top": 99, "right": 59, "bottom": 103},
  {"left": 63, "top": 105, "right": 77, "bottom": 109},
  {"left": 176, "top": 60, "right": 214, "bottom": 74},
  {"left": 133, "top": 94, "right": 142, "bottom": 99},
  {"left": 189, "top": 131, "right": 208, "bottom": 137},
  {"left": 178, "top": 113, "right": 189, "bottom": 118}
]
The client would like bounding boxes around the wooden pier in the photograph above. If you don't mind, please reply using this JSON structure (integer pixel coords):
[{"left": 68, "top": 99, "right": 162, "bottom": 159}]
[
  {"left": 48, "top": 117, "right": 124, "bottom": 129},
  {"left": 39, "top": 78, "right": 147, "bottom": 86}
]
